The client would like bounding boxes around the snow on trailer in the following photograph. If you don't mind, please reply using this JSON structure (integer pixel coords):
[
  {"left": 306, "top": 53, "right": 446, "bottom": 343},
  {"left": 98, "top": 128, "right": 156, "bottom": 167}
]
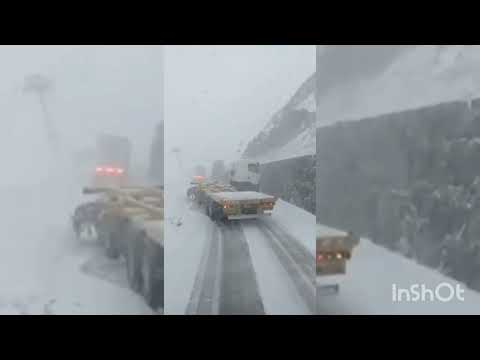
[
  {"left": 209, "top": 191, "right": 275, "bottom": 202},
  {"left": 191, "top": 181, "right": 277, "bottom": 221}
]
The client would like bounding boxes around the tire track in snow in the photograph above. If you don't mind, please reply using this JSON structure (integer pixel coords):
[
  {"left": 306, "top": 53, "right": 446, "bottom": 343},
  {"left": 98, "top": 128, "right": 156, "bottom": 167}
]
[
  {"left": 252, "top": 220, "right": 315, "bottom": 314},
  {"left": 187, "top": 220, "right": 265, "bottom": 315}
]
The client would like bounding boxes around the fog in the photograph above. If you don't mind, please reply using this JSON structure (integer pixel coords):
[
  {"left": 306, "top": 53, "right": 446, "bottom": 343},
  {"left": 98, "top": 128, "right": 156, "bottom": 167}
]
[
  {"left": 165, "top": 45, "right": 315, "bottom": 175},
  {"left": 0, "top": 45, "right": 163, "bottom": 186},
  {"left": 0, "top": 46, "right": 163, "bottom": 314},
  {"left": 316, "top": 45, "right": 416, "bottom": 100}
]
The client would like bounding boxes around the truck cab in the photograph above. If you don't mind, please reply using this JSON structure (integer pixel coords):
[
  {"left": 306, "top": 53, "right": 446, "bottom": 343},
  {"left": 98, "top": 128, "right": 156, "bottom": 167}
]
[
  {"left": 227, "top": 159, "right": 261, "bottom": 192},
  {"left": 92, "top": 134, "right": 132, "bottom": 188}
]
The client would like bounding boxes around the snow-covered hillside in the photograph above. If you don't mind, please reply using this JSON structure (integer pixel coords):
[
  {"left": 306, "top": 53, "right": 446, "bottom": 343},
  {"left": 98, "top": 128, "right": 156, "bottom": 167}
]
[
  {"left": 317, "top": 45, "right": 480, "bottom": 127},
  {"left": 243, "top": 74, "right": 316, "bottom": 163}
]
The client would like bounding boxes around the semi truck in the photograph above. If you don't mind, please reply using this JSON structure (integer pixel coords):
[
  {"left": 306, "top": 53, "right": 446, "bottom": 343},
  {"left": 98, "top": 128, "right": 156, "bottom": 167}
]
[
  {"left": 226, "top": 159, "right": 261, "bottom": 192},
  {"left": 316, "top": 223, "right": 359, "bottom": 295},
  {"left": 188, "top": 180, "right": 276, "bottom": 221},
  {"left": 92, "top": 134, "right": 132, "bottom": 188},
  {"left": 72, "top": 185, "right": 164, "bottom": 311}
]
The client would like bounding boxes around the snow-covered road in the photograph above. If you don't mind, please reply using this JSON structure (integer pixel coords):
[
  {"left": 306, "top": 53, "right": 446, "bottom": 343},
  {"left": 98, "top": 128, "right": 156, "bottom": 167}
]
[
  {"left": 164, "top": 174, "right": 315, "bottom": 315},
  {"left": 0, "top": 179, "right": 152, "bottom": 315},
  {"left": 316, "top": 233, "right": 480, "bottom": 315}
]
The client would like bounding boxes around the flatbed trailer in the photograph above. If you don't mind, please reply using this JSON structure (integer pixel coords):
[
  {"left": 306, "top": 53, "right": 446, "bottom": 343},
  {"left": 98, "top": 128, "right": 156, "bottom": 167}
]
[
  {"left": 189, "top": 181, "right": 277, "bottom": 221},
  {"left": 316, "top": 224, "right": 359, "bottom": 295},
  {"left": 73, "top": 186, "right": 164, "bottom": 311}
]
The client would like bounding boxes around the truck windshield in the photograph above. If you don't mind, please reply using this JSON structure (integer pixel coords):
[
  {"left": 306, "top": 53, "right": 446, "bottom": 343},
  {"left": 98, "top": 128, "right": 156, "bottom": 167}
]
[{"left": 248, "top": 163, "right": 260, "bottom": 174}]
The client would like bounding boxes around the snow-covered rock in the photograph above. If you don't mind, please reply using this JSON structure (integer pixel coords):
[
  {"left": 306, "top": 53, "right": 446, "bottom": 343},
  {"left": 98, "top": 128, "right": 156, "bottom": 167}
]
[{"left": 243, "top": 73, "right": 316, "bottom": 163}]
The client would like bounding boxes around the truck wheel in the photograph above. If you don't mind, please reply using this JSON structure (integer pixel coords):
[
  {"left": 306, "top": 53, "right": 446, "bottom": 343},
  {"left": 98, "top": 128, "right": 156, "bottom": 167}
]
[
  {"left": 126, "top": 234, "right": 142, "bottom": 292},
  {"left": 141, "top": 238, "right": 164, "bottom": 310},
  {"left": 212, "top": 205, "right": 220, "bottom": 222},
  {"left": 206, "top": 202, "right": 212, "bottom": 218},
  {"left": 187, "top": 188, "right": 194, "bottom": 201},
  {"left": 211, "top": 203, "right": 225, "bottom": 222},
  {"left": 208, "top": 202, "right": 219, "bottom": 221},
  {"left": 105, "top": 232, "right": 120, "bottom": 260}
]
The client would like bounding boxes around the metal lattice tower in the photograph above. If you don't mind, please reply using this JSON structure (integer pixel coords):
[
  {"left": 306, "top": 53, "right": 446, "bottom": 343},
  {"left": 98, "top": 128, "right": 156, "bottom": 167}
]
[{"left": 23, "top": 74, "right": 60, "bottom": 156}]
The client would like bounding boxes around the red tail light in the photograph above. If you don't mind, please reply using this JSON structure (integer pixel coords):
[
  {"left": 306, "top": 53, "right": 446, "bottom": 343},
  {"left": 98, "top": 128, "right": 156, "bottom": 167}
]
[{"left": 95, "top": 166, "right": 125, "bottom": 176}]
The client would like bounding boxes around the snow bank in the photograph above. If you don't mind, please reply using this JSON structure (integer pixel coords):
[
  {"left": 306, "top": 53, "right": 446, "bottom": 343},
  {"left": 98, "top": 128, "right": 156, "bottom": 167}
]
[
  {"left": 164, "top": 170, "right": 210, "bottom": 315},
  {"left": 266, "top": 199, "right": 315, "bottom": 255}
]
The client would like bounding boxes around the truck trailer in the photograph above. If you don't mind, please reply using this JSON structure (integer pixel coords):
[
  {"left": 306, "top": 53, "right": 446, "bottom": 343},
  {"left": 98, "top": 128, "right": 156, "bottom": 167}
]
[
  {"left": 189, "top": 180, "right": 276, "bottom": 221},
  {"left": 73, "top": 185, "right": 164, "bottom": 311},
  {"left": 316, "top": 223, "right": 359, "bottom": 295}
]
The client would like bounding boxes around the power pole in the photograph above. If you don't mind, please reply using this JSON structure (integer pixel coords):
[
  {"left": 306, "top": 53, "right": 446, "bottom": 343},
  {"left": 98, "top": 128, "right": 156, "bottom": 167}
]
[{"left": 23, "top": 74, "right": 60, "bottom": 156}]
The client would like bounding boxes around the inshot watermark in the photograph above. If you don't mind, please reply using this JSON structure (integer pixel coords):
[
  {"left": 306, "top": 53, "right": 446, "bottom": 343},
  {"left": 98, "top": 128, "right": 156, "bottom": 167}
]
[{"left": 392, "top": 283, "right": 465, "bottom": 303}]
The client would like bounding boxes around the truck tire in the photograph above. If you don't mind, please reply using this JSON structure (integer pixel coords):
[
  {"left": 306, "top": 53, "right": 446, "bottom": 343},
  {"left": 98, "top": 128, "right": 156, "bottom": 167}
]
[
  {"left": 210, "top": 203, "right": 226, "bottom": 222},
  {"left": 126, "top": 233, "right": 143, "bottom": 292},
  {"left": 187, "top": 188, "right": 197, "bottom": 201},
  {"left": 140, "top": 238, "right": 164, "bottom": 310},
  {"left": 211, "top": 204, "right": 220, "bottom": 222},
  {"left": 206, "top": 201, "right": 212, "bottom": 218},
  {"left": 105, "top": 232, "right": 120, "bottom": 260}
]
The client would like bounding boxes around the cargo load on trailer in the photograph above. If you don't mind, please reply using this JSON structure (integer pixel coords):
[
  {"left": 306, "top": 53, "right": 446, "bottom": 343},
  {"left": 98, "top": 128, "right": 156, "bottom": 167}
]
[
  {"left": 188, "top": 179, "right": 276, "bottom": 221},
  {"left": 72, "top": 185, "right": 164, "bottom": 311}
]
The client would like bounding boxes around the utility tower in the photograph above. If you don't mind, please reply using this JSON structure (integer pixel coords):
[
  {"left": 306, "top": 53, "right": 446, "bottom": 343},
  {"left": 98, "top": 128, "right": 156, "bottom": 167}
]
[
  {"left": 23, "top": 74, "right": 60, "bottom": 156},
  {"left": 171, "top": 147, "right": 184, "bottom": 175}
]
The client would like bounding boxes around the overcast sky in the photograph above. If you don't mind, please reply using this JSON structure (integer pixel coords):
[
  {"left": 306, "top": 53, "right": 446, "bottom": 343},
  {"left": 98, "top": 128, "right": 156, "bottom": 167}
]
[
  {"left": 164, "top": 45, "right": 315, "bottom": 175},
  {"left": 0, "top": 45, "right": 163, "bottom": 185}
]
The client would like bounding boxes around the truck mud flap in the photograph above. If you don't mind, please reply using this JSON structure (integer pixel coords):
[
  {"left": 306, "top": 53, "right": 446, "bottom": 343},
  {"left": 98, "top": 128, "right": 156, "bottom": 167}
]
[{"left": 317, "top": 284, "right": 339, "bottom": 296}]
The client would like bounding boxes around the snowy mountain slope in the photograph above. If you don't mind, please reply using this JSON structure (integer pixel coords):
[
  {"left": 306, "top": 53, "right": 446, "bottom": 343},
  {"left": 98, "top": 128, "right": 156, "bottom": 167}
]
[
  {"left": 253, "top": 123, "right": 315, "bottom": 164},
  {"left": 317, "top": 45, "right": 480, "bottom": 127},
  {"left": 243, "top": 73, "right": 316, "bottom": 163}
]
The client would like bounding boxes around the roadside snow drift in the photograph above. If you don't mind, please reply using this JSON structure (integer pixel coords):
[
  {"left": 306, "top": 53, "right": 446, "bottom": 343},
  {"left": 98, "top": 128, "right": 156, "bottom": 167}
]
[{"left": 317, "top": 235, "right": 480, "bottom": 315}]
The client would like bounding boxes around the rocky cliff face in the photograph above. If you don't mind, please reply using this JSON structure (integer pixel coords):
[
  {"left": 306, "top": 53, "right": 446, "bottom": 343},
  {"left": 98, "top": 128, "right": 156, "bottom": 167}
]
[
  {"left": 260, "top": 155, "right": 315, "bottom": 214},
  {"left": 317, "top": 99, "right": 480, "bottom": 290}
]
